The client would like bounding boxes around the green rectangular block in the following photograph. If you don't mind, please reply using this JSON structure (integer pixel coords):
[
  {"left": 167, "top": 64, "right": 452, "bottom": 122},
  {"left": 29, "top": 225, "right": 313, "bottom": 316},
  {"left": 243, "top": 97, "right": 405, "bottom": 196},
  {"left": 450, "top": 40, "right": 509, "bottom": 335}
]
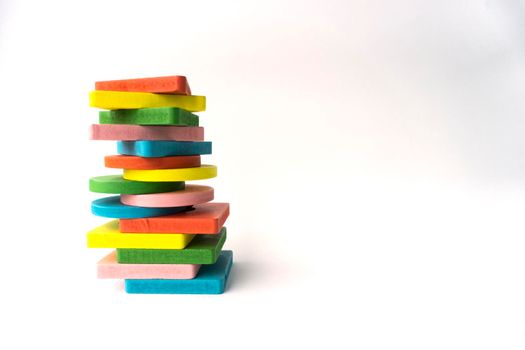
[
  {"left": 99, "top": 107, "right": 199, "bottom": 126},
  {"left": 116, "top": 228, "right": 227, "bottom": 264}
]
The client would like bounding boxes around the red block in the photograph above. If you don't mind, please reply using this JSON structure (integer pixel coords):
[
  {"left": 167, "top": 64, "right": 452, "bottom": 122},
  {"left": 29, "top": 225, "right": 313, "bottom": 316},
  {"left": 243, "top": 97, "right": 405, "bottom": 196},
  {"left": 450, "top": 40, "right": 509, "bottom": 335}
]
[
  {"left": 95, "top": 76, "right": 191, "bottom": 95},
  {"left": 119, "top": 203, "right": 229, "bottom": 234}
]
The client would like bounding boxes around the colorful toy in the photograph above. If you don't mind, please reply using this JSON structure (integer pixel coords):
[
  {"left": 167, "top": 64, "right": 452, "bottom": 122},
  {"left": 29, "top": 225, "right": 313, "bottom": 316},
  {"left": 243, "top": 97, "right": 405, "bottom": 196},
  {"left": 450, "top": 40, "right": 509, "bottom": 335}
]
[
  {"left": 87, "top": 220, "right": 195, "bottom": 249},
  {"left": 116, "top": 229, "right": 227, "bottom": 264},
  {"left": 96, "top": 76, "right": 192, "bottom": 95},
  {"left": 89, "top": 90, "right": 205, "bottom": 111},
  {"left": 104, "top": 155, "right": 201, "bottom": 170},
  {"left": 123, "top": 164, "right": 217, "bottom": 182},
  {"left": 120, "top": 185, "right": 214, "bottom": 208},
  {"left": 99, "top": 107, "right": 199, "bottom": 126},
  {"left": 118, "top": 140, "right": 212, "bottom": 157},
  {"left": 119, "top": 202, "right": 229, "bottom": 234},
  {"left": 97, "top": 251, "right": 201, "bottom": 279},
  {"left": 89, "top": 175, "right": 185, "bottom": 194},
  {"left": 87, "top": 75, "right": 232, "bottom": 294},
  {"left": 124, "top": 250, "right": 232, "bottom": 294},
  {"left": 91, "top": 196, "right": 192, "bottom": 219},
  {"left": 90, "top": 124, "right": 204, "bottom": 141},
  {"left": 97, "top": 251, "right": 201, "bottom": 280}
]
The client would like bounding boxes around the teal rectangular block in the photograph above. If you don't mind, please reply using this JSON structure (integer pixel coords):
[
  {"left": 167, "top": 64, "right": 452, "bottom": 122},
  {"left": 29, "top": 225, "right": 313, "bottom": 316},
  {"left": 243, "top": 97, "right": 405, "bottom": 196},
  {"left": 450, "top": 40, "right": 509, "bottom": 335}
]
[
  {"left": 118, "top": 140, "right": 212, "bottom": 157},
  {"left": 124, "top": 250, "right": 233, "bottom": 294},
  {"left": 117, "top": 229, "right": 226, "bottom": 264}
]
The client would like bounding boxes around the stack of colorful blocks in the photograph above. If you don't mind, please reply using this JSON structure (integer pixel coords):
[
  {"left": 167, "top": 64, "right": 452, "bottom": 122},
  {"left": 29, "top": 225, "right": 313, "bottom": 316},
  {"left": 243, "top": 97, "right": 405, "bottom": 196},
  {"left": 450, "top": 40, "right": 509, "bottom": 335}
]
[{"left": 86, "top": 75, "right": 232, "bottom": 294}]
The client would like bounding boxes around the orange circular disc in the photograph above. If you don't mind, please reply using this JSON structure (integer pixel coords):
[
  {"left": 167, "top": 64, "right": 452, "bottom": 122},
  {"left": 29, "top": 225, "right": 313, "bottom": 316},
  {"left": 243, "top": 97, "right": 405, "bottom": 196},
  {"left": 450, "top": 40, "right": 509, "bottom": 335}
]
[{"left": 105, "top": 155, "right": 201, "bottom": 170}]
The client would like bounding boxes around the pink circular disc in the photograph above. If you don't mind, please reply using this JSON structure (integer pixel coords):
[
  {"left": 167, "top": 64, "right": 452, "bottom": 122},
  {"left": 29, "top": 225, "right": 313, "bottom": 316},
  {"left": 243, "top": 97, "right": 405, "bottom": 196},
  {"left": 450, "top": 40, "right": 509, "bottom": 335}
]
[{"left": 120, "top": 185, "right": 214, "bottom": 208}]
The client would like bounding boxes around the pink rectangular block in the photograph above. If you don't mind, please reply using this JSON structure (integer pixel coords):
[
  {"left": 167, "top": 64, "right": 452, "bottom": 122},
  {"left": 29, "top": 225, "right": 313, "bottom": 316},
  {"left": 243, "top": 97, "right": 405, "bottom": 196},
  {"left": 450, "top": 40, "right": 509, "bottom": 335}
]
[
  {"left": 97, "top": 251, "right": 201, "bottom": 279},
  {"left": 90, "top": 124, "right": 204, "bottom": 141}
]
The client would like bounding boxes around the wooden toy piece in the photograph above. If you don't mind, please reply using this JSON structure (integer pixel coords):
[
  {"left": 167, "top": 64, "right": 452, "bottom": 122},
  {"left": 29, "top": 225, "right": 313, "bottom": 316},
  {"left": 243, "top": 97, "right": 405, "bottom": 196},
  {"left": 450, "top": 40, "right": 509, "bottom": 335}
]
[
  {"left": 123, "top": 165, "right": 217, "bottom": 182},
  {"left": 124, "top": 250, "right": 233, "bottom": 294},
  {"left": 90, "top": 124, "right": 204, "bottom": 141},
  {"left": 99, "top": 107, "right": 199, "bottom": 126},
  {"left": 97, "top": 251, "right": 201, "bottom": 279},
  {"left": 89, "top": 91, "right": 206, "bottom": 111},
  {"left": 120, "top": 202, "right": 229, "bottom": 234},
  {"left": 121, "top": 185, "right": 214, "bottom": 208},
  {"left": 95, "top": 76, "right": 191, "bottom": 95},
  {"left": 117, "top": 228, "right": 226, "bottom": 264},
  {"left": 89, "top": 175, "right": 185, "bottom": 194},
  {"left": 118, "top": 140, "right": 212, "bottom": 157},
  {"left": 87, "top": 220, "right": 195, "bottom": 249},
  {"left": 91, "top": 196, "right": 192, "bottom": 219},
  {"left": 104, "top": 155, "right": 201, "bottom": 170}
]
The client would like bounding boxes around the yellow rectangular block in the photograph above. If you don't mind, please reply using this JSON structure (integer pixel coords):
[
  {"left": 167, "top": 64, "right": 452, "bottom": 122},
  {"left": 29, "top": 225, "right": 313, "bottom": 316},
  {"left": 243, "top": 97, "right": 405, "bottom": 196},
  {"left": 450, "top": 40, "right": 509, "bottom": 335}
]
[
  {"left": 89, "top": 90, "right": 206, "bottom": 111},
  {"left": 87, "top": 220, "right": 195, "bottom": 249}
]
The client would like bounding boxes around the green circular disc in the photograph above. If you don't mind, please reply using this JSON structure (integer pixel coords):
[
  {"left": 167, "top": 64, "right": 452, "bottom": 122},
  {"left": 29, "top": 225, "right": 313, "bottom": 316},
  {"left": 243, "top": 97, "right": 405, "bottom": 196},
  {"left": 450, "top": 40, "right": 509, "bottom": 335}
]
[{"left": 89, "top": 175, "right": 185, "bottom": 195}]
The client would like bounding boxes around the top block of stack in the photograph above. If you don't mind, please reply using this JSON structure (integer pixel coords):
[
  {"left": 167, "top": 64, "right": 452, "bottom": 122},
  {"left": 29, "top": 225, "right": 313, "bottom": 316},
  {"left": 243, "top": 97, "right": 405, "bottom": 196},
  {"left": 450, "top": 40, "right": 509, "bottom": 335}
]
[
  {"left": 95, "top": 75, "right": 192, "bottom": 94},
  {"left": 90, "top": 76, "right": 206, "bottom": 111}
]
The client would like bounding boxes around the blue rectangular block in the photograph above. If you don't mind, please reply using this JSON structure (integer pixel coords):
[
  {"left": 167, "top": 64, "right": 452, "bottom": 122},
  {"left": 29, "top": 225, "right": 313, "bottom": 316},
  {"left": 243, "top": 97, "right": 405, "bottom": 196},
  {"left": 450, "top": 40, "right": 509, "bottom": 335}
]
[
  {"left": 118, "top": 140, "right": 212, "bottom": 157},
  {"left": 124, "top": 250, "right": 233, "bottom": 294}
]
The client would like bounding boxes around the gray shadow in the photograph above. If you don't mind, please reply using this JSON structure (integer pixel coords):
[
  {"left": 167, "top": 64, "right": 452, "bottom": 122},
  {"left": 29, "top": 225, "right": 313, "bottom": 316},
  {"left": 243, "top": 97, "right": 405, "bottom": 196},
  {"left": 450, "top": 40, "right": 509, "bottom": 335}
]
[{"left": 226, "top": 260, "right": 266, "bottom": 292}]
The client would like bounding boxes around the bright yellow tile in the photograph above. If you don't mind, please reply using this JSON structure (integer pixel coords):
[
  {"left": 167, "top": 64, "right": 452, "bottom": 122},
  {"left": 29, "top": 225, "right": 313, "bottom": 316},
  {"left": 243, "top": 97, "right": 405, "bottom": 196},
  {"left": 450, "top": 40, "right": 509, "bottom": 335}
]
[
  {"left": 123, "top": 165, "right": 217, "bottom": 182},
  {"left": 89, "top": 90, "right": 206, "bottom": 111},
  {"left": 87, "top": 220, "right": 195, "bottom": 249}
]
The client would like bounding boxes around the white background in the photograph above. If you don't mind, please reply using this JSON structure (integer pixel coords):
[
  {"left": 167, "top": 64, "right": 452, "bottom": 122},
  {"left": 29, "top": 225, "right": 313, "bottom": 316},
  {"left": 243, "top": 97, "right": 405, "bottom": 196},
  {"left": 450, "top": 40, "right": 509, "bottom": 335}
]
[{"left": 1, "top": 0, "right": 525, "bottom": 348}]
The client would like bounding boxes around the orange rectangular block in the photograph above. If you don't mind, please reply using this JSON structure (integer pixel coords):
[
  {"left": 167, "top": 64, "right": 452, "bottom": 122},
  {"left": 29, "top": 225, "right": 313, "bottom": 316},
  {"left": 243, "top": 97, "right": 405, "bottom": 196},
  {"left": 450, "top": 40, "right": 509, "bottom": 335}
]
[
  {"left": 119, "top": 202, "right": 229, "bottom": 234},
  {"left": 95, "top": 76, "right": 191, "bottom": 95}
]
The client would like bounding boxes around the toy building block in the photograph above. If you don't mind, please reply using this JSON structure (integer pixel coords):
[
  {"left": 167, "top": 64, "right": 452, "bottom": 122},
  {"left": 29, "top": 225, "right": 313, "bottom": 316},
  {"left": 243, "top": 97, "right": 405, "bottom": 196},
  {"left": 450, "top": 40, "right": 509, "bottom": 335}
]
[
  {"left": 89, "top": 90, "right": 205, "bottom": 111},
  {"left": 87, "top": 220, "right": 195, "bottom": 249},
  {"left": 124, "top": 250, "right": 233, "bottom": 294},
  {"left": 95, "top": 76, "right": 192, "bottom": 95},
  {"left": 121, "top": 185, "right": 214, "bottom": 208},
  {"left": 123, "top": 165, "right": 217, "bottom": 182},
  {"left": 117, "top": 228, "right": 226, "bottom": 264},
  {"left": 117, "top": 140, "right": 212, "bottom": 157},
  {"left": 90, "top": 124, "right": 204, "bottom": 141},
  {"left": 97, "top": 251, "right": 201, "bottom": 279},
  {"left": 120, "top": 202, "right": 229, "bottom": 234},
  {"left": 91, "top": 196, "right": 192, "bottom": 218},
  {"left": 89, "top": 175, "right": 185, "bottom": 194},
  {"left": 104, "top": 155, "right": 201, "bottom": 170},
  {"left": 99, "top": 107, "right": 199, "bottom": 126}
]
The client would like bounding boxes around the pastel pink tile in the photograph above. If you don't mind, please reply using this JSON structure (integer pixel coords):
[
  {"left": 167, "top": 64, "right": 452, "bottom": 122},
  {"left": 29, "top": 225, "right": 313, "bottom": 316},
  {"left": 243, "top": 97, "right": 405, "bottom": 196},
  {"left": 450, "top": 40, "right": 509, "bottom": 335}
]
[
  {"left": 120, "top": 184, "right": 214, "bottom": 208},
  {"left": 90, "top": 124, "right": 203, "bottom": 141},
  {"left": 97, "top": 251, "right": 200, "bottom": 279}
]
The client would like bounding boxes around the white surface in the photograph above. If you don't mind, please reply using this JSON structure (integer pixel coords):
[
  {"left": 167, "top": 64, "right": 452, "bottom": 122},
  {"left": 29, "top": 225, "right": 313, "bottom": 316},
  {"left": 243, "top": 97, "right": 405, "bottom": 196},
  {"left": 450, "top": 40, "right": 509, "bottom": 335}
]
[{"left": 1, "top": 0, "right": 525, "bottom": 349}]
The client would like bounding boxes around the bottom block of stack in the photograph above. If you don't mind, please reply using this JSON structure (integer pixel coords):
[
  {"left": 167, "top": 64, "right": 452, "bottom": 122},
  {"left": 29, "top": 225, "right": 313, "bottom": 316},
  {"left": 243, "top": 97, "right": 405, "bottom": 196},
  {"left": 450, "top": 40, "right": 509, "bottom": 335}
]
[{"left": 124, "top": 250, "right": 233, "bottom": 294}]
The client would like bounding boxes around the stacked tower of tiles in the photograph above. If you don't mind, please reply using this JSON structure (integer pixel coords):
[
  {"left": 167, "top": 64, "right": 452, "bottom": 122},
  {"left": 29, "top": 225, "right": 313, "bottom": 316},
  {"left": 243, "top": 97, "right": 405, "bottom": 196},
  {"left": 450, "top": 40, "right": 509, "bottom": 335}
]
[{"left": 87, "top": 75, "right": 232, "bottom": 294}]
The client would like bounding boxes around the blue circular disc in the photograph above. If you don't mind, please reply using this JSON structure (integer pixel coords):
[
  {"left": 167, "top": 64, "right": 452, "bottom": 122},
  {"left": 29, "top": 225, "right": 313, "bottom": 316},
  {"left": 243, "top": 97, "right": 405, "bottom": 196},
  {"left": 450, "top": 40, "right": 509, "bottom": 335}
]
[{"left": 91, "top": 196, "right": 192, "bottom": 219}]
